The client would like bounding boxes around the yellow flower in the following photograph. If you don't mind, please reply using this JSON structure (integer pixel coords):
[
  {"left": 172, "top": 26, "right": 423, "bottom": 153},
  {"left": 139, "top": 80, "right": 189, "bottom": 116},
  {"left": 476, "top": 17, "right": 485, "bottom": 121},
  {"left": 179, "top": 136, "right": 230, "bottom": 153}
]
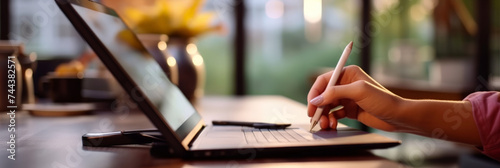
[
  {"left": 117, "top": 29, "right": 145, "bottom": 50},
  {"left": 122, "top": 0, "right": 223, "bottom": 37}
]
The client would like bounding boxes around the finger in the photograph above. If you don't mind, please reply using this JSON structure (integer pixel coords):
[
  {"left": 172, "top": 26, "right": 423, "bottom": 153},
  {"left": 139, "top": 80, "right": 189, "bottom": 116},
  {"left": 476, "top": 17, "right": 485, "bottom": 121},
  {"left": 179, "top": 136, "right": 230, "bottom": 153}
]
[
  {"left": 326, "top": 107, "right": 346, "bottom": 130},
  {"left": 308, "top": 104, "right": 330, "bottom": 118},
  {"left": 308, "top": 71, "right": 334, "bottom": 100},
  {"left": 319, "top": 115, "right": 330, "bottom": 129},
  {"left": 315, "top": 80, "right": 371, "bottom": 107},
  {"left": 307, "top": 71, "right": 334, "bottom": 117},
  {"left": 309, "top": 95, "right": 342, "bottom": 118},
  {"left": 341, "top": 99, "right": 359, "bottom": 119},
  {"left": 331, "top": 107, "right": 346, "bottom": 119},
  {"left": 308, "top": 105, "right": 317, "bottom": 117},
  {"left": 328, "top": 111, "right": 338, "bottom": 129}
]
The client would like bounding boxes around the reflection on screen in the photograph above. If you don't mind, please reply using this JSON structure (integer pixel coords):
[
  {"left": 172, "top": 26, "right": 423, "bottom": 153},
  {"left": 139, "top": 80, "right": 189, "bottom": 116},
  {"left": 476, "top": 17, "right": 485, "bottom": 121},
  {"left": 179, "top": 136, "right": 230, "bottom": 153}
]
[{"left": 72, "top": 5, "right": 195, "bottom": 131}]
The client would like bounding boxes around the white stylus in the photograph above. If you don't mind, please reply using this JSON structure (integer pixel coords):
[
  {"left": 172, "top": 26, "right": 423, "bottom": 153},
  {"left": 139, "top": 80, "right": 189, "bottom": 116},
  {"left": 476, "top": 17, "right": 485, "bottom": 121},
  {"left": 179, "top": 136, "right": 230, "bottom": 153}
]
[{"left": 310, "top": 41, "right": 353, "bottom": 132}]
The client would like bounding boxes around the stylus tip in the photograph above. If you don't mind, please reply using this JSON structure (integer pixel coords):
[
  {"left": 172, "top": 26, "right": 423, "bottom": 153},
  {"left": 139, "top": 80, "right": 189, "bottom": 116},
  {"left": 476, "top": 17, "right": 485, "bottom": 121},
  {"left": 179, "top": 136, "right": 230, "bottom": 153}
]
[{"left": 309, "top": 121, "right": 318, "bottom": 132}]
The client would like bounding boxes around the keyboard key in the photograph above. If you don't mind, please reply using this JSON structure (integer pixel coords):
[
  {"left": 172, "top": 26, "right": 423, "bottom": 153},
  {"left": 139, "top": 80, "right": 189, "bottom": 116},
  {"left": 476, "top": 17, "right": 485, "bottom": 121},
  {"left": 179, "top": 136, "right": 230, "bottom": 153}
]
[
  {"left": 242, "top": 128, "right": 323, "bottom": 144},
  {"left": 285, "top": 129, "right": 308, "bottom": 142},
  {"left": 243, "top": 130, "right": 257, "bottom": 143},
  {"left": 261, "top": 129, "right": 278, "bottom": 142},
  {"left": 252, "top": 130, "right": 267, "bottom": 143},
  {"left": 271, "top": 130, "right": 288, "bottom": 142},
  {"left": 293, "top": 129, "right": 317, "bottom": 141},
  {"left": 277, "top": 130, "right": 298, "bottom": 142}
]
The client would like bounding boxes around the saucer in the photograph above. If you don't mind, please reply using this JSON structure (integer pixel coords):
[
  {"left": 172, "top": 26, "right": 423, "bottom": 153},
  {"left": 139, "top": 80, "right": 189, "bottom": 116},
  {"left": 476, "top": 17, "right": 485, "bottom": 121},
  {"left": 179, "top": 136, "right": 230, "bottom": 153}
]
[{"left": 23, "top": 103, "right": 95, "bottom": 116}]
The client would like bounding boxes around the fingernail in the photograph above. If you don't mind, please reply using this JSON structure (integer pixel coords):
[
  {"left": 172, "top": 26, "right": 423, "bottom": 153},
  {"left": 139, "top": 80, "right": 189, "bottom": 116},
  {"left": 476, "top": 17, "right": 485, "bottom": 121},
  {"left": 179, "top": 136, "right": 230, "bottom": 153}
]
[
  {"left": 310, "top": 95, "right": 324, "bottom": 106},
  {"left": 330, "top": 120, "right": 335, "bottom": 128}
]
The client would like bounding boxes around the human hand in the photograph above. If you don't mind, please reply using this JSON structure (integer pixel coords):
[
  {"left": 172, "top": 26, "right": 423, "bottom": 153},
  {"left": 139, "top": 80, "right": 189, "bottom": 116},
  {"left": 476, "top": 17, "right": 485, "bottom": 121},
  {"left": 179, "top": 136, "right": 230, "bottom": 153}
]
[
  {"left": 308, "top": 65, "right": 482, "bottom": 145},
  {"left": 307, "top": 65, "right": 405, "bottom": 132}
]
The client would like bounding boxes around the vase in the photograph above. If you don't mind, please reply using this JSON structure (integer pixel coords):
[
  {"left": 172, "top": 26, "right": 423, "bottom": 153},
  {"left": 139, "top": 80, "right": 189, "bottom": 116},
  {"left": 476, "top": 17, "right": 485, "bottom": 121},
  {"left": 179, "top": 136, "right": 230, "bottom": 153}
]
[
  {"left": 136, "top": 34, "right": 179, "bottom": 85},
  {"left": 167, "top": 37, "right": 205, "bottom": 105}
]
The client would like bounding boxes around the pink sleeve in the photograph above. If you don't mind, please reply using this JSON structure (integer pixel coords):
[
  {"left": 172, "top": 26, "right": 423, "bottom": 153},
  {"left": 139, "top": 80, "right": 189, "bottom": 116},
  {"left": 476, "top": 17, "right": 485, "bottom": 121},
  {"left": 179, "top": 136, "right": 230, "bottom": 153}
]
[{"left": 464, "top": 91, "right": 500, "bottom": 161}]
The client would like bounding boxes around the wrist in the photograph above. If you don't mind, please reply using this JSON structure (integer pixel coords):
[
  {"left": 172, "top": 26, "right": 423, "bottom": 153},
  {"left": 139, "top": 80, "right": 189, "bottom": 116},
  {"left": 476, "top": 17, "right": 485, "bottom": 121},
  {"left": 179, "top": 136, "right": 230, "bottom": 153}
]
[{"left": 394, "top": 98, "right": 428, "bottom": 134}]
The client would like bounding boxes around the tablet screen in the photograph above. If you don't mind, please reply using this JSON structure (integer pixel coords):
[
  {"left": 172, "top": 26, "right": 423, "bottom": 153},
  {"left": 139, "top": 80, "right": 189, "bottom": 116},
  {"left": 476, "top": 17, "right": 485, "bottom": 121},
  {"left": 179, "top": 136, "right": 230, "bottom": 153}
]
[{"left": 72, "top": 4, "right": 198, "bottom": 137}]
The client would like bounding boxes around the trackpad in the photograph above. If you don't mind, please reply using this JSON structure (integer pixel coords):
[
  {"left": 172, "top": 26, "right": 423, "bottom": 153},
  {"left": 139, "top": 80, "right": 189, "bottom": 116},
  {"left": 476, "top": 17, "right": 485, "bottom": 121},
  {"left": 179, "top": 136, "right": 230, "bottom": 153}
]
[
  {"left": 205, "top": 126, "right": 244, "bottom": 138},
  {"left": 193, "top": 126, "right": 247, "bottom": 149}
]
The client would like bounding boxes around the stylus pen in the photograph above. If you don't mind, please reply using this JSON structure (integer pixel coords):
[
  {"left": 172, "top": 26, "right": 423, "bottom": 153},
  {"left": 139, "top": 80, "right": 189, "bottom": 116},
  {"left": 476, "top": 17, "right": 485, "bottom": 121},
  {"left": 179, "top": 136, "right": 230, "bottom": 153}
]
[
  {"left": 212, "top": 120, "right": 291, "bottom": 129},
  {"left": 310, "top": 41, "right": 353, "bottom": 132}
]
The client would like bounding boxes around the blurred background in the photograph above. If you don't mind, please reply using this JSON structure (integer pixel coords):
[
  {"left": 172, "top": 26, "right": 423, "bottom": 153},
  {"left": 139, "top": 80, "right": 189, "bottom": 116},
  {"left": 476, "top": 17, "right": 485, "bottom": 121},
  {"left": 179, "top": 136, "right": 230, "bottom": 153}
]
[
  {"left": 1, "top": 0, "right": 499, "bottom": 166},
  {"left": 2, "top": 0, "right": 499, "bottom": 123}
]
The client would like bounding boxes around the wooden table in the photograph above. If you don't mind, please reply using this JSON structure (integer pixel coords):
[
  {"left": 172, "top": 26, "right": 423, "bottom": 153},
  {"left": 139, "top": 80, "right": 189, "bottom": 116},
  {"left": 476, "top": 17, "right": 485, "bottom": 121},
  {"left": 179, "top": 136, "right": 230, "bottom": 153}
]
[{"left": 0, "top": 96, "right": 404, "bottom": 168}]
